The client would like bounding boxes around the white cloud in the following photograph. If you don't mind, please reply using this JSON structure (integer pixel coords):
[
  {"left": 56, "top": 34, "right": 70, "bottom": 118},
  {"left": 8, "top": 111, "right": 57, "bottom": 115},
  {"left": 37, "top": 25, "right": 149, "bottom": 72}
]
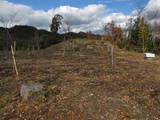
[
  {"left": 48, "top": 4, "right": 106, "bottom": 25},
  {"left": 0, "top": 0, "right": 133, "bottom": 33},
  {"left": 143, "top": 0, "right": 160, "bottom": 23},
  {"left": 0, "top": 0, "right": 50, "bottom": 29},
  {"left": 131, "top": 10, "right": 139, "bottom": 16}
]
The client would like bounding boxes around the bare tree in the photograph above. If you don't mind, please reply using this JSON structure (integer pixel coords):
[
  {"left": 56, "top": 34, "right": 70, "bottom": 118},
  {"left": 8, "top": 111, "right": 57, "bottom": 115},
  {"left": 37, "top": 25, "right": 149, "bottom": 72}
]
[
  {"left": 62, "top": 20, "right": 72, "bottom": 33},
  {"left": 34, "top": 31, "right": 40, "bottom": 51},
  {"left": 0, "top": 13, "right": 20, "bottom": 80},
  {"left": 61, "top": 20, "right": 73, "bottom": 56},
  {"left": 104, "top": 21, "right": 124, "bottom": 70}
]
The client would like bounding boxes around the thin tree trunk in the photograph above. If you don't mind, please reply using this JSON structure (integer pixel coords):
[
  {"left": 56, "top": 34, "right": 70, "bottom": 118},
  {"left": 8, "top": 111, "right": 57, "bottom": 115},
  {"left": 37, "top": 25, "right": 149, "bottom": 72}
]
[
  {"left": 111, "top": 46, "right": 114, "bottom": 69},
  {"left": 63, "top": 36, "right": 66, "bottom": 57},
  {"left": 14, "top": 41, "right": 16, "bottom": 54},
  {"left": 11, "top": 44, "right": 19, "bottom": 79},
  {"left": 6, "top": 29, "right": 19, "bottom": 80}
]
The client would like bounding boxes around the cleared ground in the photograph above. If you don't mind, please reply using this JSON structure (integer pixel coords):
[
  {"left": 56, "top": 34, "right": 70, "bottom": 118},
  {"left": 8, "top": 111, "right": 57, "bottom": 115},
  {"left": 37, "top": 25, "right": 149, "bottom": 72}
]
[{"left": 0, "top": 39, "right": 160, "bottom": 120}]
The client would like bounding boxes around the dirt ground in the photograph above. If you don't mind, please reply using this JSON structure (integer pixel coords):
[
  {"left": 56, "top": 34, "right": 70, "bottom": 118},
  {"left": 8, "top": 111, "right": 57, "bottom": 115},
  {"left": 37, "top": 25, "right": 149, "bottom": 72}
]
[{"left": 0, "top": 39, "right": 160, "bottom": 120}]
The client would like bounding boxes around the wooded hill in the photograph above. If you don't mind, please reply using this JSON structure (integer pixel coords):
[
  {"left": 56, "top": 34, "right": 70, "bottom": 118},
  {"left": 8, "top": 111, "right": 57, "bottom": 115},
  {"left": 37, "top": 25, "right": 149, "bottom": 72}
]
[{"left": 0, "top": 25, "right": 89, "bottom": 50}]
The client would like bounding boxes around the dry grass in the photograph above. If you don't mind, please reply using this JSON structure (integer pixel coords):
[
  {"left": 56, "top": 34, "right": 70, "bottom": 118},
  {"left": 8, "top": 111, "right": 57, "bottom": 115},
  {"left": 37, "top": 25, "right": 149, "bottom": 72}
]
[{"left": 0, "top": 39, "right": 160, "bottom": 120}]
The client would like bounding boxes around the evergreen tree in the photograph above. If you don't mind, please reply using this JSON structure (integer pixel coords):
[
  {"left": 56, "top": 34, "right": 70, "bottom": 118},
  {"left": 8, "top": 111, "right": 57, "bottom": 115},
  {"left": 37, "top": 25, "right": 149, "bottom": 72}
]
[
  {"left": 128, "top": 17, "right": 152, "bottom": 52},
  {"left": 50, "top": 14, "right": 63, "bottom": 33}
]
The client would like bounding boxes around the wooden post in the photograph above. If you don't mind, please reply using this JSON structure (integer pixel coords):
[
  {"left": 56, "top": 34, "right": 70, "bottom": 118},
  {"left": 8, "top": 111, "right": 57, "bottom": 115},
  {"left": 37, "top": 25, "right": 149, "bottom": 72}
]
[{"left": 11, "top": 44, "right": 19, "bottom": 79}]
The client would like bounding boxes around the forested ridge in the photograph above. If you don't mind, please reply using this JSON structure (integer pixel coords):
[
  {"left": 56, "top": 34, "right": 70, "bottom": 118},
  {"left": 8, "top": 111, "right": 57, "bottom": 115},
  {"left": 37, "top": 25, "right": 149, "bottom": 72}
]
[{"left": 0, "top": 25, "right": 88, "bottom": 50}]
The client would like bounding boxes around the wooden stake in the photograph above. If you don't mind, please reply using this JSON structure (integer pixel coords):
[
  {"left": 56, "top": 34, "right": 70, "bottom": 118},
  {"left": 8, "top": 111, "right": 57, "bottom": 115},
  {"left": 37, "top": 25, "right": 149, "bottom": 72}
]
[
  {"left": 11, "top": 44, "right": 19, "bottom": 80},
  {"left": 6, "top": 29, "right": 19, "bottom": 80}
]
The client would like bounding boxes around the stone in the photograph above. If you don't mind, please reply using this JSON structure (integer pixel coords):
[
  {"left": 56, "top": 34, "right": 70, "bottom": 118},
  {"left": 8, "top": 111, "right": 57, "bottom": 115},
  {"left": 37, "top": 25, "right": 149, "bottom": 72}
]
[{"left": 20, "top": 82, "right": 46, "bottom": 101}]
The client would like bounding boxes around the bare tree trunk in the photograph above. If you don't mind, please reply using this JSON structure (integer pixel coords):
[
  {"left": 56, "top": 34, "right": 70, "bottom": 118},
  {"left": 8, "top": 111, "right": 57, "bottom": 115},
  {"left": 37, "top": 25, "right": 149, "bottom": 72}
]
[
  {"left": 63, "top": 36, "right": 66, "bottom": 57},
  {"left": 34, "top": 31, "right": 40, "bottom": 51},
  {"left": 143, "top": 38, "right": 145, "bottom": 53},
  {"left": 6, "top": 29, "right": 19, "bottom": 80},
  {"left": 11, "top": 44, "right": 19, "bottom": 79},
  {"left": 14, "top": 40, "right": 16, "bottom": 54},
  {"left": 0, "top": 14, "right": 20, "bottom": 80},
  {"left": 111, "top": 46, "right": 114, "bottom": 69}
]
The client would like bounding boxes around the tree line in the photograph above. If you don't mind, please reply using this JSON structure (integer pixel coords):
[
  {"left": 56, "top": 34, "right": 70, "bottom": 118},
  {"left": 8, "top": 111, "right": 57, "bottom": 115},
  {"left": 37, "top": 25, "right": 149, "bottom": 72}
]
[
  {"left": 104, "top": 17, "right": 160, "bottom": 54},
  {"left": 0, "top": 14, "right": 98, "bottom": 51},
  {"left": 0, "top": 25, "right": 88, "bottom": 51},
  {"left": 1, "top": 13, "right": 160, "bottom": 54}
]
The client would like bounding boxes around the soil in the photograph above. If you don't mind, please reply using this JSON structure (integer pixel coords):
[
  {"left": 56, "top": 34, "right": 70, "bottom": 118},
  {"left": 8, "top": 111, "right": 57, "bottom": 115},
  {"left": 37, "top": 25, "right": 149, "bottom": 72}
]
[{"left": 0, "top": 39, "right": 160, "bottom": 120}]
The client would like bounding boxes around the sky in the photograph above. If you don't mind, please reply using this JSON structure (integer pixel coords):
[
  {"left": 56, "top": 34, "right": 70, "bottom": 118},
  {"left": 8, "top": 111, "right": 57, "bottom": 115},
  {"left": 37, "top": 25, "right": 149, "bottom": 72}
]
[
  {"left": 0, "top": 0, "right": 160, "bottom": 33},
  {"left": 7, "top": 0, "right": 148, "bottom": 14}
]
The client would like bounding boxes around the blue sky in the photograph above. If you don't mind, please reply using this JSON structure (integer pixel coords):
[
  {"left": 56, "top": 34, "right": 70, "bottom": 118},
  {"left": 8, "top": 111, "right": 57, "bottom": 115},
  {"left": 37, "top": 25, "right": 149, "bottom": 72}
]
[{"left": 8, "top": 0, "right": 149, "bottom": 14}]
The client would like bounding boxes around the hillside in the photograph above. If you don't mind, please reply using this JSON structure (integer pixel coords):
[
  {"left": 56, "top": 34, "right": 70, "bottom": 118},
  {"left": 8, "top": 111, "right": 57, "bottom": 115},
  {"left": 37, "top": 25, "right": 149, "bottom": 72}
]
[
  {"left": 0, "top": 25, "right": 88, "bottom": 50},
  {"left": 0, "top": 39, "right": 160, "bottom": 120}
]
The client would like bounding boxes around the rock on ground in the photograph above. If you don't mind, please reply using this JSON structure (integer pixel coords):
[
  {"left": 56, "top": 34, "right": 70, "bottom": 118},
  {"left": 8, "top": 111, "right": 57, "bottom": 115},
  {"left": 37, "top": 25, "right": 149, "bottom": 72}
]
[{"left": 20, "top": 82, "right": 45, "bottom": 101}]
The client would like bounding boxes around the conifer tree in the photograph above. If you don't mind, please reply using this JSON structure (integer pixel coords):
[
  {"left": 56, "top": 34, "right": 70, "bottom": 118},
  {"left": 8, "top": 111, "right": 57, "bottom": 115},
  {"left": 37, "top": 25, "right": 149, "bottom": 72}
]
[{"left": 128, "top": 17, "right": 152, "bottom": 52}]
